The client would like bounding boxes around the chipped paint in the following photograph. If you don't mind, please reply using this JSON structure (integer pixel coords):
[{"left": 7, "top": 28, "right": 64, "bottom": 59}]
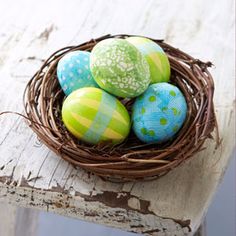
[{"left": 0, "top": 0, "right": 235, "bottom": 235}]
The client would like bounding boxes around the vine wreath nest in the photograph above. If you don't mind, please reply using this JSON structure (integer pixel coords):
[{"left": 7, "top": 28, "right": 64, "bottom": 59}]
[{"left": 23, "top": 34, "right": 219, "bottom": 181}]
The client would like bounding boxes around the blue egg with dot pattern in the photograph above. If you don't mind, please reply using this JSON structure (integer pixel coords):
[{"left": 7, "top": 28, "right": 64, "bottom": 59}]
[
  {"left": 57, "top": 51, "right": 98, "bottom": 96},
  {"left": 132, "top": 82, "right": 188, "bottom": 143}
]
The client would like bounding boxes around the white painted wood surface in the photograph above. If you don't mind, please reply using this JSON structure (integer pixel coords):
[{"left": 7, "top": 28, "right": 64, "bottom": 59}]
[{"left": 0, "top": 0, "right": 235, "bottom": 235}]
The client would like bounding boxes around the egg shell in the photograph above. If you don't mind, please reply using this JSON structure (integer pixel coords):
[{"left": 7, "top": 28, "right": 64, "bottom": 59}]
[
  {"left": 90, "top": 38, "right": 150, "bottom": 98},
  {"left": 132, "top": 83, "right": 187, "bottom": 143},
  {"left": 62, "top": 87, "right": 131, "bottom": 145},
  {"left": 57, "top": 51, "right": 98, "bottom": 96},
  {"left": 126, "top": 37, "right": 170, "bottom": 84}
]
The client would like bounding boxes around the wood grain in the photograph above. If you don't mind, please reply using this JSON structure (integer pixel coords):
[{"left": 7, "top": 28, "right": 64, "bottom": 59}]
[{"left": 0, "top": 0, "right": 235, "bottom": 235}]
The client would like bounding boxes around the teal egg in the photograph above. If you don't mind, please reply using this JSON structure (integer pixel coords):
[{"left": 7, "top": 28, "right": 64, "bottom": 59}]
[
  {"left": 57, "top": 51, "right": 98, "bottom": 96},
  {"left": 132, "top": 83, "right": 187, "bottom": 143}
]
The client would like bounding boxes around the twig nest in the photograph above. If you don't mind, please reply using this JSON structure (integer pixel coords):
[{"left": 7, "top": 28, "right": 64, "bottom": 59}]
[
  {"left": 90, "top": 38, "right": 150, "bottom": 98},
  {"left": 24, "top": 34, "right": 218, "bottom": 181}
]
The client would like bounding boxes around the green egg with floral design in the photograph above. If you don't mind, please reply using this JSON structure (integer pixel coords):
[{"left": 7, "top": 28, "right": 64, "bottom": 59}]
[{"left": 90, "top": 38, "right": 150, "bottom": 98}]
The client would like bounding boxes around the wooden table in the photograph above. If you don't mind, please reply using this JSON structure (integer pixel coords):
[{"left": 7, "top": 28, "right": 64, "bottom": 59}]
[{"left": 0, "top": 0, "right": 235, "bottom": 235}]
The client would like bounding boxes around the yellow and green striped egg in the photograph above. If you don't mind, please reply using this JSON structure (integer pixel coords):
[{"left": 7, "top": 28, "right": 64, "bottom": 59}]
[
  {"left": 126, "top": 37, "right": 170, "bottom": 84},
  {"left": 62, "top": 87, "right": 131, "bottom": 145}
]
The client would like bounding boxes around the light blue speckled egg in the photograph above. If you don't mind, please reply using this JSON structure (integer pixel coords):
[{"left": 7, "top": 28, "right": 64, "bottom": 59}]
[
  {"left": 132, "top": 82, "right": 188, "bottom": 143},
  {"left": 57, "top": 51, "right": 98, "bottom": 96}
]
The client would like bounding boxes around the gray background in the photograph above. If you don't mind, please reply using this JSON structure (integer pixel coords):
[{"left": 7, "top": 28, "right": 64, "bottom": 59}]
[{"left": 36, "top": 153, "right": 235, "bottom": 236}]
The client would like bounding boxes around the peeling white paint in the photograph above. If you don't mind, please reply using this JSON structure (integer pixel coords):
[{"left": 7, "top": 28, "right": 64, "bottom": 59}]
[{"left": 0, "top": 0, "right": 235, "bottom": 235}]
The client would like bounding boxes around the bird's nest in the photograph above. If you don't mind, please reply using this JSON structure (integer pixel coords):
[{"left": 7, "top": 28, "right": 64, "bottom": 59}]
[{"left": 23, "top": 34, "right": 219, "bottom": 181}]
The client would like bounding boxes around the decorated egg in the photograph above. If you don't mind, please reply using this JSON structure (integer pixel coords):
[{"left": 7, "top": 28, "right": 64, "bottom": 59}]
[
  {"left": 126, "top": 37, "right": 170, "bottom": 84},
  {"left": 90, "top": 38, "right": 150, "bottom": 98},
  {"left": 57, "top": 51, "right": 98, "bottom": 96},
  {"left": 62, "top": 87, "right": 131, "bottom": 145},
  {"left": 132, "top": 83, "right": 187, "bottom": 143}
]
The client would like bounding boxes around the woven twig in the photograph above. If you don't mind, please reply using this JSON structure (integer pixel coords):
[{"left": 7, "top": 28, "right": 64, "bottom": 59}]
[{"left": 23, "top": 34, "right": 219, "bottom": 181}]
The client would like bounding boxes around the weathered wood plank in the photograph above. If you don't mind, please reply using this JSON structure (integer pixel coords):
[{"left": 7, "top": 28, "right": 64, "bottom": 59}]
[{"left": 0, "top": 0, "right": 235, "bottom": 235}]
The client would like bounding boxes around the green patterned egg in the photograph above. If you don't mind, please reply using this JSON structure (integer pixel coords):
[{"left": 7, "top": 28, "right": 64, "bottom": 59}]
[
  {"left": 62, "top": 87, "right": 131, "bottom": 145},
  {"left": 126, "top": 37, "right": 170, "bottom": 84},
  {"left": 90, "top": 38, "right": 150, "bottom": 98}
]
